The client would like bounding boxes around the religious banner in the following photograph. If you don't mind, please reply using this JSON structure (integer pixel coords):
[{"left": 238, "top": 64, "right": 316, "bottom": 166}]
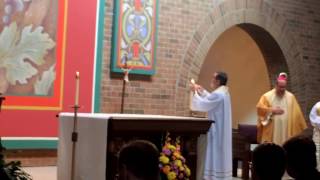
[
  {"left": 0, "top": 0, "right": 65, "bottom": 110},
  {"left": 111, "top": 0, "right": 158, "bottom": 75}
]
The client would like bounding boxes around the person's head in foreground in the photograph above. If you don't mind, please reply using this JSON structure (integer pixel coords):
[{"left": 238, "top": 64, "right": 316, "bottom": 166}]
[
  {"left": 252, "top": 142, "right": 286, "bottom": 180},
  {"left": 118, "top": 140, "right": 160, "bottom": 180},
  {"left": 283, "top": 135, "right": 320, "bottom": 180}
]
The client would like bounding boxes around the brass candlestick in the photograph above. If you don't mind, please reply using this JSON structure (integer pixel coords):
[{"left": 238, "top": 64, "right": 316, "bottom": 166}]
[
  {"left": 70, "top": 104, "right": 80, "bottom": 180},
  {"left": 70, "top": 72, "right": 80, "bottom": 180}
]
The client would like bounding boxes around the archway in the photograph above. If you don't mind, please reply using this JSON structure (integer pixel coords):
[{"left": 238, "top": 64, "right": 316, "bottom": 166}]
[
  {"left": 197, "top": 24, "right": 289, "bottom": 127},
  {"left": 174, "top": 1, "right": 306, "bottom": 123}
]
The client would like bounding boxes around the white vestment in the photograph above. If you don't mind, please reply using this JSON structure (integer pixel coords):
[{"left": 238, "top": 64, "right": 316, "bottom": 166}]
[
  {"left": 310, "top": 101, "right": 320, "bottom": 171},
  {"left": 191, "top": 86, "right": 232, "bottom": 180},
  {"left": 271, "top": 95, "right": 288, "bottom": 145}
]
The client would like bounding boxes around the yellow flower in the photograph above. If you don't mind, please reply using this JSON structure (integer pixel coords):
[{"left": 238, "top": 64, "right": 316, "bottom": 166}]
[
  {"left": 167, "top": 172, "right": 177, "bottom": 180},
  {"left": 173, "top": 152, "right": 182, "bottom": 159},
  {"left": 174, "top": 160, "right": 182, "bottom": 167},
  {"left": 185, "top": 167, "right": 191, "bottom": 176},
  {"left": 168, "top": 144, "right": 176, "bottom": 151},
  {"left": 159, "top": 155, "right": 170, "bottom": 164},
  {"left": 179, "top": 166, "right": 185, "bottom": 171}
]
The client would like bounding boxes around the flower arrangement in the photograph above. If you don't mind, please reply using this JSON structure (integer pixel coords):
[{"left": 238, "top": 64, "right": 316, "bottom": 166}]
[{"left": 159, "top": 133, "right": 191, "bottom": 180}]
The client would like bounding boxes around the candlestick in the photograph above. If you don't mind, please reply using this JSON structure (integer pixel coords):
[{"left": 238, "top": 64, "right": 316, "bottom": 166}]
[
  {"left": 71, "top": 72, "right": 80, "bottom": 180},
  {"left": 75, "top": 71, "right": 80, "bottom": 106}
]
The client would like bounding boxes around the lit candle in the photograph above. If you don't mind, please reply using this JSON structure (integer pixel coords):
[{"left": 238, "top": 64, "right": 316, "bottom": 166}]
[
  {"left": 190, "top": 78, "right": 195, "bottom": 85},
  {"left": 75, "top": 71, "right": 80, "bottom": 106}
]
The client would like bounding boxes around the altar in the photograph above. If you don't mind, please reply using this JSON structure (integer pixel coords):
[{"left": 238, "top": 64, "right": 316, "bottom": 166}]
[{"left": 57, "top": 113, "right": 211, "bottom": 180}]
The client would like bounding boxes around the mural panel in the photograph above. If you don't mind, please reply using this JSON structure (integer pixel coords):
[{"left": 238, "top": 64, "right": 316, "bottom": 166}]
[
  {"left": 0, "top": 0, "right": 100, "bottom": 137},
  {"left": 0, "top": 0, "right": 65, "bottom": 110}
]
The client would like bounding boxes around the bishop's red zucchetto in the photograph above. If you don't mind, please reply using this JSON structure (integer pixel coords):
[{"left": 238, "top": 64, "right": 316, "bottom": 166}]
[{"left": 277, "top": 72, "right": 287, "bottom": 81}]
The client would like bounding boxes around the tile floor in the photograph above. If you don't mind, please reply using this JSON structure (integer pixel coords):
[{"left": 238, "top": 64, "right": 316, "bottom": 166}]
[
  {"left": 23, "top": 166, "right": 243, "bottom": 180},
  {"left": 24, "top": 166, "right": 57, "bottom": 180}
]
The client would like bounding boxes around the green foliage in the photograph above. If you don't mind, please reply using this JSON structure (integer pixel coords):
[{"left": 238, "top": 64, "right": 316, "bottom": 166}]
[
  {"left": 4, "top": 161, "right": 33, "bottom": 180},
  {"left": 0, "top": 150, "right": 32, "bottom": 180}
]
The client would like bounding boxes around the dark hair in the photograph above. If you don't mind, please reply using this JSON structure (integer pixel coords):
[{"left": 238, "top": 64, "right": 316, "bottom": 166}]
[
  {"left": 283, "top": 136, "right": 317, "bottom": 178},
  {"left": 215, "top": 71, "right": 228, "bottom": 85},
  {"left": 252, "top": 143, "right": 286, "bottom": 180},
  {"left": 118, "top": 140, "right": 160, "bottom": 180}
]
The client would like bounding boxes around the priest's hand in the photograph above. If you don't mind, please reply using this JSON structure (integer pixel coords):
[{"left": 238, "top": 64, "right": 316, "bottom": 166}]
[
  {"left": 271, "top": 107, "right": 284, "bottom": 115},
  {"left": 190, "top": 83, "right": 203, "bottom": 93}
]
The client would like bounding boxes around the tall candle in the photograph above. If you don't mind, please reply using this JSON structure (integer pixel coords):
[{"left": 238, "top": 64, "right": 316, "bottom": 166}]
[{"left": 75, "top": 71, "right": 80, "bottom": 106}]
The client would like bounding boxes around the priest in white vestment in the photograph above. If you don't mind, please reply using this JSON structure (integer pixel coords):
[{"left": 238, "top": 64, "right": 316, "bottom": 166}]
[
  {"left": 310, "top": 101, "right": 320, "bottom": 171},
  {"left": 190, "top": 72, "right": 232, "bottom": 180}
]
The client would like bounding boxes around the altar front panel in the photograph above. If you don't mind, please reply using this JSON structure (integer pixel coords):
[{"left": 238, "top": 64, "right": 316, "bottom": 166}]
[{"left": 58, "top": 113, "right": 211, "bottom": 180}]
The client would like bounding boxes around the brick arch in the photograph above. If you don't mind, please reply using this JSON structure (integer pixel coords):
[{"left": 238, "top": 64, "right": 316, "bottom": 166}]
[{"left": 175, "top": 0, "right": 306, "bottom": 116}]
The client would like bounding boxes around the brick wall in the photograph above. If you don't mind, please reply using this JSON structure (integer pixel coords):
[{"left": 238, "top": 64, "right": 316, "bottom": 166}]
[{"left": 100, "top": 0, "right": 320, "bottom": 118}]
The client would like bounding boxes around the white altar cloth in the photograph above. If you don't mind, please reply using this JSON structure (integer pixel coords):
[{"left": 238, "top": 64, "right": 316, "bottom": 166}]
[{"left": 58, "top": 113, "right": 110, "bottom": 180}]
